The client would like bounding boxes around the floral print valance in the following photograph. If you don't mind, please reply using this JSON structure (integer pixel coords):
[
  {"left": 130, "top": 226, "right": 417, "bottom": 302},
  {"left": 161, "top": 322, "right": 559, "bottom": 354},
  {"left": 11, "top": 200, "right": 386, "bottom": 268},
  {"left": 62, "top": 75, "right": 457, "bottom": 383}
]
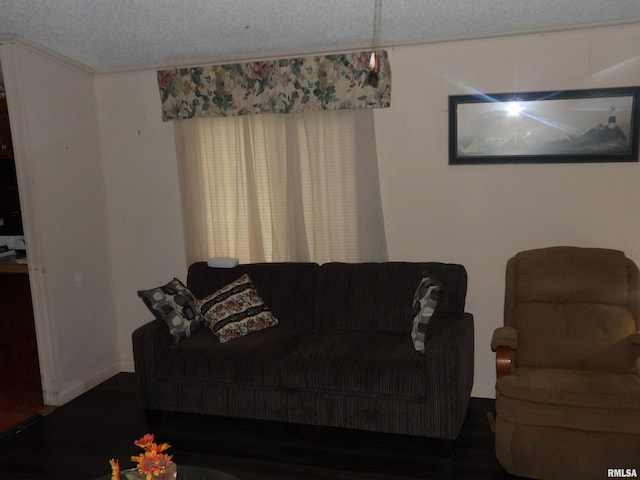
[{"left": 157, "top": 50, "right": 390, "bottom": 121}]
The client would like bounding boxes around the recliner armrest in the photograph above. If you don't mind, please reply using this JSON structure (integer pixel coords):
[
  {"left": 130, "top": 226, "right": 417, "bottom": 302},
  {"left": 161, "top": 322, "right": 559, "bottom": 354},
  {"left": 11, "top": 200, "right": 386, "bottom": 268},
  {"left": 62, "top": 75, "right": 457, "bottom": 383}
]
[
  {"left": 495, "top": 346, "right": 514, "bottom": 380},
  {"left": 491, "top": 326, "right": 518, "bottom": 351},
  {"left": 630, "top": 331, "right": 640, "bottom": 346},
  {"left": 492, "top": 326, "right": 517, "bottom": 380}
]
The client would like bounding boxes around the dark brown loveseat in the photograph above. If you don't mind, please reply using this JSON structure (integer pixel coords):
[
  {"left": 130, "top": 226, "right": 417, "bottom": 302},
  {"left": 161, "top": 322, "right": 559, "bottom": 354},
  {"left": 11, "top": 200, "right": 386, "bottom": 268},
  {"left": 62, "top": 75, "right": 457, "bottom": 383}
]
[{"left": 132, "top": 262, "right": 474, "bottom": 442}]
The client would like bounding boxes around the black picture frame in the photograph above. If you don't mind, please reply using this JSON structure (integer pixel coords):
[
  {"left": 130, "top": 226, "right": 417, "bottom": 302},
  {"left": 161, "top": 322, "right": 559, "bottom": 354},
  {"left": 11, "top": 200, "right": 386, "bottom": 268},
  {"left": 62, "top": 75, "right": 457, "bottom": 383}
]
[{"left": 449, "top": 86, "right": 640, "bottom": 164}]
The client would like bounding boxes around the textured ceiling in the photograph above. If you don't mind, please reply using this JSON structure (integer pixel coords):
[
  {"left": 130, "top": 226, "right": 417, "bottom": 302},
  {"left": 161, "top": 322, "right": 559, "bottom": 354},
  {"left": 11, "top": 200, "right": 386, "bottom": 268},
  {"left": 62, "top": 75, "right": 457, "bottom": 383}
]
[{"left": 1, "top": 0, "right": 640, "bottom": 72}]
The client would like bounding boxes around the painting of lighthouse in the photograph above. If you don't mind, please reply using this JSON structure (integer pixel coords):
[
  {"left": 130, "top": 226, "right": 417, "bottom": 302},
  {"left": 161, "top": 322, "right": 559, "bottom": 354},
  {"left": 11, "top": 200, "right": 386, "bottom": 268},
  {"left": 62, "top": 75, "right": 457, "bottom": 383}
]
[{"left": 449, "top": 87, "right": 639, "bottom": 164}]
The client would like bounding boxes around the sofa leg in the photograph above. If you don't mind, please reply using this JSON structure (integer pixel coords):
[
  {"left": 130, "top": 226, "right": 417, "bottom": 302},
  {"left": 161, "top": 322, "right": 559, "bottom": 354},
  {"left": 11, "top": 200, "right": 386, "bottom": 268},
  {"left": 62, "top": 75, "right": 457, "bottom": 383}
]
[
  {"left": 145, "top": 409, "right": 162, "bottom": 427},
  {"left": 439, "top": 439, "right": 455, "bottom": 458},
  {"left": 486, "top": 411, "right": 496, "bottom": 433}
]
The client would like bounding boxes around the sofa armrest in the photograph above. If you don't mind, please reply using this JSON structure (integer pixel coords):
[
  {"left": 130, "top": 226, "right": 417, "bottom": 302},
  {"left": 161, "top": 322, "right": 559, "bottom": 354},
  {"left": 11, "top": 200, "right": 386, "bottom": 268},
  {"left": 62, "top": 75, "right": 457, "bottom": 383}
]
[
  {"left": 132, "top": 319, "right": 172, "bottom": 409},
  {"left": 421, "top": 312, "right": 474, "bottom": 440}
]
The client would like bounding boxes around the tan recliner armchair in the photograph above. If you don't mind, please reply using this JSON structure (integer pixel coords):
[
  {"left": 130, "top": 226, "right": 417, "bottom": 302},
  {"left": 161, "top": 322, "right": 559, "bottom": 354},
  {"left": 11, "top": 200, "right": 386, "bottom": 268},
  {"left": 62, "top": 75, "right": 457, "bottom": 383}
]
[{"left": 492, "top": 246, "right": 640, "bottom": 479}]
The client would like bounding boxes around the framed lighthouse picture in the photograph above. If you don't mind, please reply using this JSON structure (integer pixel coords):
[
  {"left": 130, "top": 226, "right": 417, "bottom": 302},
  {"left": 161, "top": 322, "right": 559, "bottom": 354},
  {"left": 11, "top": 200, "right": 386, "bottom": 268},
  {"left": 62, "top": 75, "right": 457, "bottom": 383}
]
[{"left": 449, "top": 86, "right": 640, "bottom": 164}]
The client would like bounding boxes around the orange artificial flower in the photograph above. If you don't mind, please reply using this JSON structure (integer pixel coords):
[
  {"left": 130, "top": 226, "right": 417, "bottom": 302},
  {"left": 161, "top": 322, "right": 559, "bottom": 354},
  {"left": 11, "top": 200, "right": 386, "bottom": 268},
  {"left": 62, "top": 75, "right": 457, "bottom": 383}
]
[
  {"left": 109, "top": 458, "right": 120, "bottom": 480},
  {"left": 131, "top": 434, "right": 174, "bottom": 480},
  {"left": 133, "top": 433, "right": 156, "bottom": 449},
  {"left": 134, "top": 433, "right": 171, "bottom": 453},
  {"left": 131, "top": 451, "right": 174, "bottom": 479},
  {"left": 110, "top": 433, "right": 173, "bottom": 480}
]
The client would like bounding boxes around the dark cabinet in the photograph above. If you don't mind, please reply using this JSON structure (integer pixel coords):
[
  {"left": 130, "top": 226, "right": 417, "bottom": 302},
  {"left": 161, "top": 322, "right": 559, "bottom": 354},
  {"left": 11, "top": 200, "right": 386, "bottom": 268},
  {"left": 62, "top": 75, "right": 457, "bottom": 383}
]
[
  {"left": 0, "top": 96, "right": 14, "bottom": 160},
  {"left": 0, "top": 95, "right": 22, "bottom": 235},
  {"left": 0, "top": 271, "right": 41, "bottom": 391}
]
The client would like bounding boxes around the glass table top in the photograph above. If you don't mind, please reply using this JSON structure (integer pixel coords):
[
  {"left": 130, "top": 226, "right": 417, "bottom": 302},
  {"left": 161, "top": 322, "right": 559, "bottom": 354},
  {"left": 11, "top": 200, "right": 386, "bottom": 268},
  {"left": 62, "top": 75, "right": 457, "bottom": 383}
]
[{"left": 95, "top": 465, "right": 239, "bottom": 480}]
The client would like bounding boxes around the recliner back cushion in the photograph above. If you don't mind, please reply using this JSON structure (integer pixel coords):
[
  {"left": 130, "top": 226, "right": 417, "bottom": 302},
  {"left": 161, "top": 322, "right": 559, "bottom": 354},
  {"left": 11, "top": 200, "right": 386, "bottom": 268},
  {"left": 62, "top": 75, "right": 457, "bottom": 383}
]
[
  {"left": 506, "top": 247, "right": 638, "bottom": 372},
  {"left": 513, "top": 303, "right": 636, "bottom": 372},
  {"left": 513, "top": 247, "right": 630, "bottom": 304}
]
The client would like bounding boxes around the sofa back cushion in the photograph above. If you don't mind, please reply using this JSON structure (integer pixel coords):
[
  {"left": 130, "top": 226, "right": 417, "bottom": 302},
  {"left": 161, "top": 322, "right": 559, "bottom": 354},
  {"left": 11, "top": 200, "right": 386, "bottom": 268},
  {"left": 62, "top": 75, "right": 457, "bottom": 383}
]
[
  {"left": 187, "top": 262, "right": 319, "bottom": 330},
  {"left": 315, "top": 262, "right": 468, "bottom": 332}
]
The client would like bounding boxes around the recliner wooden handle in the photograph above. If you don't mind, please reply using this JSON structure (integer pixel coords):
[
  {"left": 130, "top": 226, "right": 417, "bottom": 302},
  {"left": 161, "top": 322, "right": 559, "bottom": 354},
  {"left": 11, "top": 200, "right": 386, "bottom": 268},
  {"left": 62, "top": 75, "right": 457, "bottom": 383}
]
[{"left": 496, "top": 346, "right": 513, "bottom": 379}]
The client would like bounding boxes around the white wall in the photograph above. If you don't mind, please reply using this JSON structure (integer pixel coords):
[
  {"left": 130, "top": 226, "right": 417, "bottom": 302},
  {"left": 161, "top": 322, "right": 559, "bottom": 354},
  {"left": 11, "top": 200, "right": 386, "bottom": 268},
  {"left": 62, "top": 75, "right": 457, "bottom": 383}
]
[
  {"left": 0, "top": 42, "right": 119, "bottom": 404},
  {"left": 95, "top": 71, "right": 186, "bottom": 370},
  {"left": 375, "top": 24, "right": 640, "bottom": 397},
  {"left": 85, "top": 23, "right": 640, "bottom": 398}
]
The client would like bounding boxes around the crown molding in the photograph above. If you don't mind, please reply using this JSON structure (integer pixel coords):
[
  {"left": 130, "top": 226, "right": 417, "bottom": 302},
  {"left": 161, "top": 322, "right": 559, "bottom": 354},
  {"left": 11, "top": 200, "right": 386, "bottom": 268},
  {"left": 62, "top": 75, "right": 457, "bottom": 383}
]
[
  {"left": 95, "top": 19, "right": 640, "bottom": 76},
  {"left": 3, "top": 19, "right": 640, "bottom": 77},
  {"left": 0, "top": 33, "right": 95, "bottom": 75}
]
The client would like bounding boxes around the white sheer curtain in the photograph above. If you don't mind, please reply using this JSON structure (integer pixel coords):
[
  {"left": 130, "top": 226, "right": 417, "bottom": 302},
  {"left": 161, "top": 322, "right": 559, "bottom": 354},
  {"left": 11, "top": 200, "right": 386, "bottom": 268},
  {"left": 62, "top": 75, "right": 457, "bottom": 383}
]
[{"left": 174, "top": 108, "right": 387, "bottom": 265}]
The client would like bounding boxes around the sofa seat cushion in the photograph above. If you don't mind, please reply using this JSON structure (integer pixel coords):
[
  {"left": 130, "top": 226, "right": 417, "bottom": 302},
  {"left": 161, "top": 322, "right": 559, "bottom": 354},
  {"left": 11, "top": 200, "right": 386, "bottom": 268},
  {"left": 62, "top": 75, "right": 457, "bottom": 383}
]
[
  {"left": 496, "top": 368, "right": 640, "bottom": 434},
  {"left": 280, "top": 331, "right": 426, "bottom": 398},
  {"left": 158, "top": 327, "right": 304, "bottom": 388}
]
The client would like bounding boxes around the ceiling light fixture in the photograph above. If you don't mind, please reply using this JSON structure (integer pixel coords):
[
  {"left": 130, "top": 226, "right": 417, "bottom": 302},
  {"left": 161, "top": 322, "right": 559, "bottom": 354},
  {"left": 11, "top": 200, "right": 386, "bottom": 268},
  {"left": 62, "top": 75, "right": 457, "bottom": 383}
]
[
  {"left": 369, "top": 0, "right": 382, "bottom": 74},
  {"left": 368, "top": 0, "right": 382, "bottom": 87}
]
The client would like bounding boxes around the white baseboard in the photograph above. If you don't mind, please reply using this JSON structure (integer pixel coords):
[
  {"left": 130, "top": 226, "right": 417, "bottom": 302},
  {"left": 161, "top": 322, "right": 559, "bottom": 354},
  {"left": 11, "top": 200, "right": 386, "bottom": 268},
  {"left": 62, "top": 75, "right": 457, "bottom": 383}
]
[
  {"left": 471, "top": 383, "right": 496, "bottom": 399},
  {"left": 120, "top": 359, "right": 135, "bottom": 373},
  {"left": 50, "top": 362, "right": 122, "bottom": 406}
]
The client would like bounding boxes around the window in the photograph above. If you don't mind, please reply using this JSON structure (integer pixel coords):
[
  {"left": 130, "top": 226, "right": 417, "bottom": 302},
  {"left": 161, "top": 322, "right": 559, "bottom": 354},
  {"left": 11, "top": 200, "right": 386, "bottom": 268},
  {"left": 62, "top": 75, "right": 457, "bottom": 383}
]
[{"left": 174, "top": 108, "right": 387, "bottom": 264}]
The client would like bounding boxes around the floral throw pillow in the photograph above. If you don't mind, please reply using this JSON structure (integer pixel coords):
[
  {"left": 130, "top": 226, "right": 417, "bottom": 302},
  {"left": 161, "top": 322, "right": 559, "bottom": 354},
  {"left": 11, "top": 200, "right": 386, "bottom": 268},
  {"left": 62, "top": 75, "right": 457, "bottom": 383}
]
[
  {"left": 137, "top": 278, "right": 203, "bottom": 343},
  {"left": 411, "top": 276, "right": 443, "bottom": 353},
  {"left": 200, "top": 274, "right": 278, "bottom": 343}
]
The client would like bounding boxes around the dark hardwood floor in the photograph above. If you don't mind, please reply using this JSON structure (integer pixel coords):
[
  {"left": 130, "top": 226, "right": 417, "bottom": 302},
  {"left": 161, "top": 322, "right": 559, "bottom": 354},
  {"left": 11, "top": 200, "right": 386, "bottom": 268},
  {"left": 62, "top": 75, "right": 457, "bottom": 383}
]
[
  {"left": 0, "top": 373, "right": 514, "bottom": 479},
  {"left": 0, "top": 389, "right": 45, "bottom": 435}
]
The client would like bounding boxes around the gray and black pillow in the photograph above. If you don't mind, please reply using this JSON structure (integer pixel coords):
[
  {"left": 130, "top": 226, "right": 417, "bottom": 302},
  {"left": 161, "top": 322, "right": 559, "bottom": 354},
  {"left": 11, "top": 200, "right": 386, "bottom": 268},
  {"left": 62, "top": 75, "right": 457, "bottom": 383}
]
[
  {"left": 138, "top": 278, "right": 203, "bottom": 343},
  {"left": 411, "top": 276, "right": 445, "bottom": 353}
]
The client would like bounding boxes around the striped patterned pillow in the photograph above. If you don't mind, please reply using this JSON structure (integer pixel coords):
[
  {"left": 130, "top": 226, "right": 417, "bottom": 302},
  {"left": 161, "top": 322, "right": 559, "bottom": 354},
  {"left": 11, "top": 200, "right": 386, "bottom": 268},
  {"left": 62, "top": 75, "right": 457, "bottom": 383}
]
[{"left": 200, "top": 274, "right": 278, "bottom": 343}]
